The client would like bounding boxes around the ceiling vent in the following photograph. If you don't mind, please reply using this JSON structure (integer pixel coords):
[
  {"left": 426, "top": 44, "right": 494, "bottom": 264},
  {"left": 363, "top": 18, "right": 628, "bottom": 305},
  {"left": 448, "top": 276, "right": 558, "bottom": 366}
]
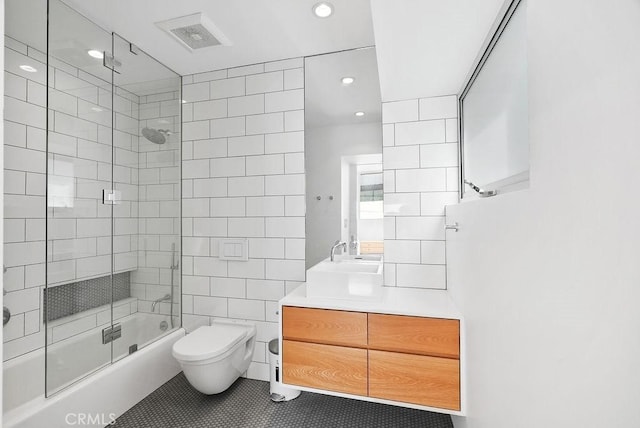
[{"left": 156, "top": 13, "right": 231, "bottom": 52}]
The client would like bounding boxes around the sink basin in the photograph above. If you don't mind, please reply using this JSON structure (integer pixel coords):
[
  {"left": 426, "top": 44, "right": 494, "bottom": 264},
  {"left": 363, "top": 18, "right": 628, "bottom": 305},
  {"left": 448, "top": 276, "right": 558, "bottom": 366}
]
[
  {"left": 316, "top": 262, "right": 380, "bottom": 274},
  {"left": 306, "top": 258, "right": 383, "bottom": 300},
  {"left": 333, "top": 254, "right": 383, "bottom": 263}
]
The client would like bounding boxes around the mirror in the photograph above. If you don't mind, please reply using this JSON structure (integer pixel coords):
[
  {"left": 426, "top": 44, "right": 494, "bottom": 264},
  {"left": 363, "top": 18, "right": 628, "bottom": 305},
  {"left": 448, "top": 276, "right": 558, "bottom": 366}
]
[{"left": 305, "top": 48, "right": 383, "bottom": 269}]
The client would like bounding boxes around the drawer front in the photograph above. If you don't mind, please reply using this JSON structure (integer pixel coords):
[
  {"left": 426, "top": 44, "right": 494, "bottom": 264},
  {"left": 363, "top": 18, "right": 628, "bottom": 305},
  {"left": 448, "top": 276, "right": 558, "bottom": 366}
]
[
  {"left": 283, "top": 306, "right": 368, "bottom": 348},
  {"left": 368, "top": 313, "right": 459, "bottom": 358},
  {"left": 369, "top": 350, "right": 460, "bottom": 411},
  {"left": 282, "top": 340, "right": 368, "bottom": 396}
]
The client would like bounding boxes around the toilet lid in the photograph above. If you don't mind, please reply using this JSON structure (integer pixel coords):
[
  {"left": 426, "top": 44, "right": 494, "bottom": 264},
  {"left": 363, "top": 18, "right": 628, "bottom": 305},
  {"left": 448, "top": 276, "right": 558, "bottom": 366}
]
[{"left": 173, "top": 324, "right": 248, "bottom": 362}]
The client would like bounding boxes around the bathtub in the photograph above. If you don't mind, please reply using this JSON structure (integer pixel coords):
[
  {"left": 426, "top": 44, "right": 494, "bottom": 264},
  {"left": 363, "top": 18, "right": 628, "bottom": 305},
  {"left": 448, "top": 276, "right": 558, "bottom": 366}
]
[{"left": 3, "top": 312, "right": 184, "bottom": 428}]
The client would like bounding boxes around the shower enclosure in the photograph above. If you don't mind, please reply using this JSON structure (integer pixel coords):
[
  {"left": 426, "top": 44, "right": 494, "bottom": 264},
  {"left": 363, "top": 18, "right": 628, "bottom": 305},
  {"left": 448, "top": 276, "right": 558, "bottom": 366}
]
[{"left": 3, "top": 0, "right": 182, "bottom": 399}]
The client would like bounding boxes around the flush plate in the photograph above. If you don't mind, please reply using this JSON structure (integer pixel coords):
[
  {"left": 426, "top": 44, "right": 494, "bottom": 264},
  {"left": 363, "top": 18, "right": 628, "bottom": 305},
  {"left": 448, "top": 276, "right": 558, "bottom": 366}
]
[{"left": 219, "top": 238, "right": 248, "bottom": 261}]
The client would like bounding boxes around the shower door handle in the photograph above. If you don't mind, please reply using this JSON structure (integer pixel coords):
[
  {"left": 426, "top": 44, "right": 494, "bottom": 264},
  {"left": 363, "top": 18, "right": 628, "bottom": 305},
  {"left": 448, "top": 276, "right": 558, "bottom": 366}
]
[
  {"left": 3, "top": 307, "right": 10, "bottom": 326},
  {"left": 103, "top": 189, "right": 122, "bottom": 205}
]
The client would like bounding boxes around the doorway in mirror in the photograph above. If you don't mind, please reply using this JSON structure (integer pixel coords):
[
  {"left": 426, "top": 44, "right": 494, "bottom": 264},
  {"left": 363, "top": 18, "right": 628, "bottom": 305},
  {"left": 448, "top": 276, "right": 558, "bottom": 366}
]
[{"left": 305, "top": 47, "right": 383, "bottom": 269}]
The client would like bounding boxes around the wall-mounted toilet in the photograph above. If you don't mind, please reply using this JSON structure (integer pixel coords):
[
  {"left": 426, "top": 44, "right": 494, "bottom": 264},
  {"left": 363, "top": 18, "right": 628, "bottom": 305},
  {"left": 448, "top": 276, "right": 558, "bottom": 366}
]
[{"left": 172, "top": 321, "right": 256, "bottom": 394}]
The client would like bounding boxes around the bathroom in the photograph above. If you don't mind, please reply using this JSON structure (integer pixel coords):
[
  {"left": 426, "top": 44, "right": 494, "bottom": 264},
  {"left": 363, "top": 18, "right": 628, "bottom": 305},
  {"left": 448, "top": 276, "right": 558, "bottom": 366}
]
[{"left": 1, "top": 0, "right": 639, "bottom": 427}]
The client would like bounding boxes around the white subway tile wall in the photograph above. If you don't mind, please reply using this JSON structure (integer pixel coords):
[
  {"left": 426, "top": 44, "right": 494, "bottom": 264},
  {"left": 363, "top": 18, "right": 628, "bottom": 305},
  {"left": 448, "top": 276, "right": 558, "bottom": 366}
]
[
  {"left": 51, "top": 67, "right": 140, "bottom": 283},
  {"left": 129, "top": 88, "right": 181, "bottom": 318},
  {"left": 382, "top": 95, "right": 459, "bottom": 290},
  {"left": 182, "top": 57, "right": 305, "bottom": 381}
]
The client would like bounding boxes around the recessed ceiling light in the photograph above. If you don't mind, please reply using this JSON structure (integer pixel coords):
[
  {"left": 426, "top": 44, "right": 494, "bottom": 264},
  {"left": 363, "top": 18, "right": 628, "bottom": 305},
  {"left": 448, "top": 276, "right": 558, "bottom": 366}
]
[
  {"left": 341, "top": 77, "right": 355, "bottom": 85},
  {"left": 313, "top": 2, "right": 333, "bottom": 18},
  {"left": 91, "top": 107, "right": 103, "bottom": 112},
  {"left": 19, "top": 65, "right": 37, "bottom": 73},
  {"left": 87, "top": 50, "right": 104, "bottom": 59},
  {"left": 181, "top": 99, "right": 187, "bottom": 104},
  {"left": 355, "top": 111, "right": 365, "bottom": 117}
]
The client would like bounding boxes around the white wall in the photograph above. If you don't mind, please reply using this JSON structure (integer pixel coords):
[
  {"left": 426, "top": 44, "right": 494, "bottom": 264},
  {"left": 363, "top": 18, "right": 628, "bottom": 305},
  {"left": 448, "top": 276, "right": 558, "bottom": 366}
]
[
  {"left": 180, "top": 59, "right": 306, "bottom": 381},
  {"left": 370, "top": 0, "right": 504, "bottom": 102},
  {"left": 447, "top": 1, "right": 640, "bottom": 427},
  {"left": 305, "top": 122, "right": 381, "bottom": 268}
]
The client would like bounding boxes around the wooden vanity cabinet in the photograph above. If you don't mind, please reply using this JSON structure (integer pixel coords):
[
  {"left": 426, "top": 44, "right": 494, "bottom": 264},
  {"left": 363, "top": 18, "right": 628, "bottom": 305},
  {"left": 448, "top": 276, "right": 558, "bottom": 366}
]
[
  {"left": 368, "top": 350, "right": 460, "bottom": 410},
  {"left": 368, "top": 313, "right": 461, "bottom": 410},
  {"left": 282, "top": 306, "right": 462, "bottom": 412},
  {"left": 368, "top": 313, "right": 460, "bottom": 359},
  {"left": 359, "top": 241, "right": 384, "bottom": 254},
  {"left": 282, "top": 340, "right": 368, "bottom": 396},
  {"left": 282, "top": 306, "right": 367, "bottom": 347},
  {"left": 281, "top": 307, "right": 368, "bottom": 395}
]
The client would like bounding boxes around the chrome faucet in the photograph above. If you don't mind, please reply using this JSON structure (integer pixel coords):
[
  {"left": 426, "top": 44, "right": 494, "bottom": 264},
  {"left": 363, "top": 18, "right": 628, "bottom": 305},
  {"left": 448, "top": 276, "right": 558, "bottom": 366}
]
[
  {"left": 330, "top": 241, "right": 347, "bottom": 262},
  {"left": 151, "top": 294, "right": 171, "bottom": 312}
]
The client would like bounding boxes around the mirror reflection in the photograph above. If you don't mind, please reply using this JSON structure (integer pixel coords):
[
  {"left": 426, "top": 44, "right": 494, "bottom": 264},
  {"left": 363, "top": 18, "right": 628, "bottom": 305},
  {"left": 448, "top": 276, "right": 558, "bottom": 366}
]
[{"left": 305, "top": 48, "right": 383, "bottom": 270}]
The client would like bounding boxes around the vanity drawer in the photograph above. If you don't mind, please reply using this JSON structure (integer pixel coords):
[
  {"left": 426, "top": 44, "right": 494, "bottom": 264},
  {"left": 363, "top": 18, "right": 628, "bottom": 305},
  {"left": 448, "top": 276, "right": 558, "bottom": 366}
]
[
  {"left": 282, "top": 306, "right": 368, "bottom": 348},
  {"left": 368, "top": 314, "right": 459, "bottom": 359},
  {"left": 282, "top": 340, "right": 368, "bottom": 396},
  {"left": 368, "top": 350, "right": 460, "bottom": 411}
]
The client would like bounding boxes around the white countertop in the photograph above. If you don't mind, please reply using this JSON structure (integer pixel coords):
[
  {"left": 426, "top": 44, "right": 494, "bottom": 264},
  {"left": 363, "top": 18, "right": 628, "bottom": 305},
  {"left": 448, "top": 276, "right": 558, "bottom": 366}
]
[{"left": 280, "top": 284, "right": 463, "bottom": 320}]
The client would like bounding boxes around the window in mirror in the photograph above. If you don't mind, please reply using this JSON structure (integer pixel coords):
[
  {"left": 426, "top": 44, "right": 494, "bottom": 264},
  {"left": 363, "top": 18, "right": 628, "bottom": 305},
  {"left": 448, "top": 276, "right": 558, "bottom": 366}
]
[{"left": 359, "top": 172, "right": 383, "bottom": 220}]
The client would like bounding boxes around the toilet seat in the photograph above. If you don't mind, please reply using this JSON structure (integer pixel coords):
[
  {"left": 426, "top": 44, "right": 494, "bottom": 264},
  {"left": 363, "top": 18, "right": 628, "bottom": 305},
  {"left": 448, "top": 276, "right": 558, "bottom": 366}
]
[
  {"left": 172, "top": 321, "right": 257, "bottom": 394},
  {"left": 173, "top": 324, "right": 248, "bottom": 363}
]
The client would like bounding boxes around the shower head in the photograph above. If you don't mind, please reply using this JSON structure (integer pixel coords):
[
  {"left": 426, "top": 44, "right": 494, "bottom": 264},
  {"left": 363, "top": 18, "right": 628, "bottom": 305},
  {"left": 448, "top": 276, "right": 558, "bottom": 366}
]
[{"left": 141, "top": 127, "right": 170, "bottom": 144}]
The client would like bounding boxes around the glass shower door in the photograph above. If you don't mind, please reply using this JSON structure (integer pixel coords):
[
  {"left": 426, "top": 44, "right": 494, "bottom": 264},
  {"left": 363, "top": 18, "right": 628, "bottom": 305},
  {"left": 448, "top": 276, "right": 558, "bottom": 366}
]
[
  {"left": 45, "top": 0, "right": 115, "bottom": 395},
  {"left": 44, "top": 0, "right": 181, "bottom": 396},
  {"left": 111, "top": 34, "right": 182, "bottom": 359}
]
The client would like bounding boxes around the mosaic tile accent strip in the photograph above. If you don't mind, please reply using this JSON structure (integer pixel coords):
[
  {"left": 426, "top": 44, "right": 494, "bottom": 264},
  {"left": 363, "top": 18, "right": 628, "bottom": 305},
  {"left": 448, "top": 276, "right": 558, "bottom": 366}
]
[
  {"left": 44, "top": 272, "right": 131, "bottom": 321},
  {"left": 114, "top": 374, "right": 454, "bottom": 428}
]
